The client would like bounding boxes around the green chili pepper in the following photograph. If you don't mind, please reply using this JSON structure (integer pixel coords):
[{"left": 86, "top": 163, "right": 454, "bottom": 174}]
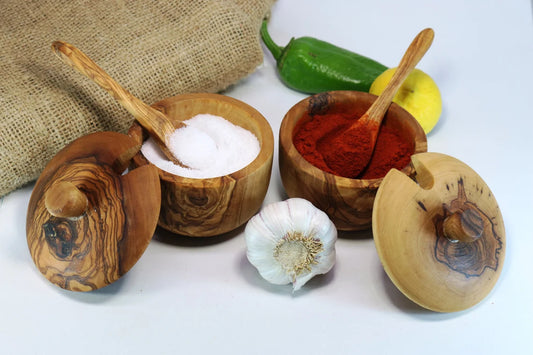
[{"left": 260, "top": 20, "right": 388, "bottom": 94}]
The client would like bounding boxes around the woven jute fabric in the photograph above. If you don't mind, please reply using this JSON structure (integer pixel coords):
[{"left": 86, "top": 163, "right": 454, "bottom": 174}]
[{"left": 0, "top": 0, "right": 275, "bottom": 197}]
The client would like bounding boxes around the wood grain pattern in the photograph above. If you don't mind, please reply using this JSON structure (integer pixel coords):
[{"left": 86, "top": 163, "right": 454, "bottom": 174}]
[
  {"left": 26, "top": 132, "right": 161, "bottom": 291},
  {"left": 279, "top": 91, "right": 427, "bottom": 231},
  {"left": 372, "top": 152, "right": 505, "bottom": 312},
  {"left": 129, "top": 93, "right": 274, "bottom": 237}
]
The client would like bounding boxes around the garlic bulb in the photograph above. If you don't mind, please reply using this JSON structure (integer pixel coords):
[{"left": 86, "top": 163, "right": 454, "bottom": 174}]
[{"left": 244, "top": 198, "right": 337, "bottom": 291}]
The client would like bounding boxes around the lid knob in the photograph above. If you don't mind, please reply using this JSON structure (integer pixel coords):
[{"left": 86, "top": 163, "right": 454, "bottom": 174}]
[
  {"left": 44, "top": 181, "right": 88, "bottom": 218},
  {"left": 442, "top": 207, "right": 484, "bottom": 243}
]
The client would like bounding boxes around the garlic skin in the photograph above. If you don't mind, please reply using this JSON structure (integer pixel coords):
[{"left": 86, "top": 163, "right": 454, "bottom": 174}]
[{"left": 245, "top": 198, "right": 337, "bottom": 291}]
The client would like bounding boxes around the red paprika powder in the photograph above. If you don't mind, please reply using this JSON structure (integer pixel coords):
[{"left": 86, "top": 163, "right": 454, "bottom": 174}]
[
  {"left": 319, "top": 121, "right": 376, "bottom": 178},
  {"left": 293, "top": 112, "right": 412, "bottom": 179}
]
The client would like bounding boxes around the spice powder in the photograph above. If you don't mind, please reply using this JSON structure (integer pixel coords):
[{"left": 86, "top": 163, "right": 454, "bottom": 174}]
[{"left": 293, "top": 112, "right": 412, "bottom": 179}]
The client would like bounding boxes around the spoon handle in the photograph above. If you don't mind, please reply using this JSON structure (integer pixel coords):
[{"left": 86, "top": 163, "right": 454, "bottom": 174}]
[
  {"left": 51, "top": 41, "right": 179, "bottom": 144},
  {"left": 364, "top": 28, "right": 434, "bottom": 124}
]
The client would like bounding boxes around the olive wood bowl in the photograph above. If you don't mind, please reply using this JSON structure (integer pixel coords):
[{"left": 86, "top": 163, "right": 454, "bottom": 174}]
[
  {"left": 279, "top": 91, "right": 427, "bottom": 231},
  {"left": 129, "top": 93, "right": 274, "bottom": 237}
]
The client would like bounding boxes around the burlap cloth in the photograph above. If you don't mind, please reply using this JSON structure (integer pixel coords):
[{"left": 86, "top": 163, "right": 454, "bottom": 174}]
[{"left": 0, "top": 0, "right": 275, "bottom": 197}]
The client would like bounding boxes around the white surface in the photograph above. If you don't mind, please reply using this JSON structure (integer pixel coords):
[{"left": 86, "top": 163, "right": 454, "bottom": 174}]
[{"left": 2, "top": 1, "right": 532, "bottom": 354}]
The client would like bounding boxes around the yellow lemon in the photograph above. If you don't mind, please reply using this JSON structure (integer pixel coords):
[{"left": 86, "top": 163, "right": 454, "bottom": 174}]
[{"left": 369, "top": 68, "right": 442, "bottom": 134}]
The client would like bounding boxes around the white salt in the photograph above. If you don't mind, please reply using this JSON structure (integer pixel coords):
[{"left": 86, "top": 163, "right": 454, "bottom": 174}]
[{"left": 141, "top": 113, "right": 261, "bottom": 179}]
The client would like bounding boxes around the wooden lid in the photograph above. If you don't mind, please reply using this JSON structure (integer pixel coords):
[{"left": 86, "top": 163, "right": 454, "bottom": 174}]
[
  {"left": 26, "top": 132, "right": 161, "bottom": 291},
  {"left": 372, "top": 152, "right": 505, "bottom": 312}
]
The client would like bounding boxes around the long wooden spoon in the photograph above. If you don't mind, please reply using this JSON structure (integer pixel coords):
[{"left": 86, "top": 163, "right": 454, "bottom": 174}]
[
  {"left": 52, "top": 41, "right": 186, "bottom": 167},
  {"left": 320, "top": 28, "right": 434, "bottom": 178}
]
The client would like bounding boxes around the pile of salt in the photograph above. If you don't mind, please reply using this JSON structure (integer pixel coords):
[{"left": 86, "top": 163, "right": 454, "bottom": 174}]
[{"left": 141, "top": 113, "right": 261, "bottom": 179}]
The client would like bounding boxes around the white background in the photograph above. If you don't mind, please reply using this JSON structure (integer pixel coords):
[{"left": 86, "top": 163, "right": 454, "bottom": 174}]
[{"left": 2, "top": 1, "right": 532, "bottom": 354}]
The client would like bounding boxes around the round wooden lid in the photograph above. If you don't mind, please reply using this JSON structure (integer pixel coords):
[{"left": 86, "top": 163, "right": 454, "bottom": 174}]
[
  {"left": 26, "top": 132, "right": 161, "bottom": 291},
  {"left": 372, "top": 152, "right": 505, "bottom": 312}
]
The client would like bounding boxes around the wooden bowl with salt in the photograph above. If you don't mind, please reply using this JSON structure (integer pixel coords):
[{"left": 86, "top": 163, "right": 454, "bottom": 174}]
[
  {"left": 129, "top": 93, "right": 274, "bottom": 237},
  {"left": 279, "top": 90, "right": 427, "bottom": 231}
]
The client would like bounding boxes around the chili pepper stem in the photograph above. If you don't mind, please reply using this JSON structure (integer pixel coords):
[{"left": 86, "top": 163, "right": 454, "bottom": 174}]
[{"left": 260, "top": 20, "right": 284, "bottom": 61}]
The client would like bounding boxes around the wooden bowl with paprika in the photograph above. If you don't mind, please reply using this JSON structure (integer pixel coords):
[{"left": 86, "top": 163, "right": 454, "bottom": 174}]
[
  {"left": 128, "top": 93, "right": 274, "bottom": 237},
  {"left": 279, "top": 90, "right": 427, "bottom": 231}
]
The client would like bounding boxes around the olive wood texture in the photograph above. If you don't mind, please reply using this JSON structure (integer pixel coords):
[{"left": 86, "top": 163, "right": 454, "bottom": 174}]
[
  {"left": 373, "top": 152, "right": 505, "bottom": 312},
  {"left": 322, "top": 28, "right": 434, "bottom": 177},
  {"left": 51, "top": 41, "right": 186, "bottom": 167},
  {"left": 129, "top": 93, "right": 274, "bottom": 237},
  {"left": 26, "top": 132, "right": 161, "bottom": 291},
  {"left": 279, "top": 91, "right": 427, "bottom": 231},
  {"left": 44, "top": 181, "right": 88, "bottom": 218}
]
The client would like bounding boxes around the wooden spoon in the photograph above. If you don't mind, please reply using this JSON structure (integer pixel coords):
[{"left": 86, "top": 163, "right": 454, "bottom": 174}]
[
  {"left": 51, "top": 41, "right": 187, "bottom": 167},
  {"left": 320, "top": 28, "right": 434, "bottom": 178}
]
